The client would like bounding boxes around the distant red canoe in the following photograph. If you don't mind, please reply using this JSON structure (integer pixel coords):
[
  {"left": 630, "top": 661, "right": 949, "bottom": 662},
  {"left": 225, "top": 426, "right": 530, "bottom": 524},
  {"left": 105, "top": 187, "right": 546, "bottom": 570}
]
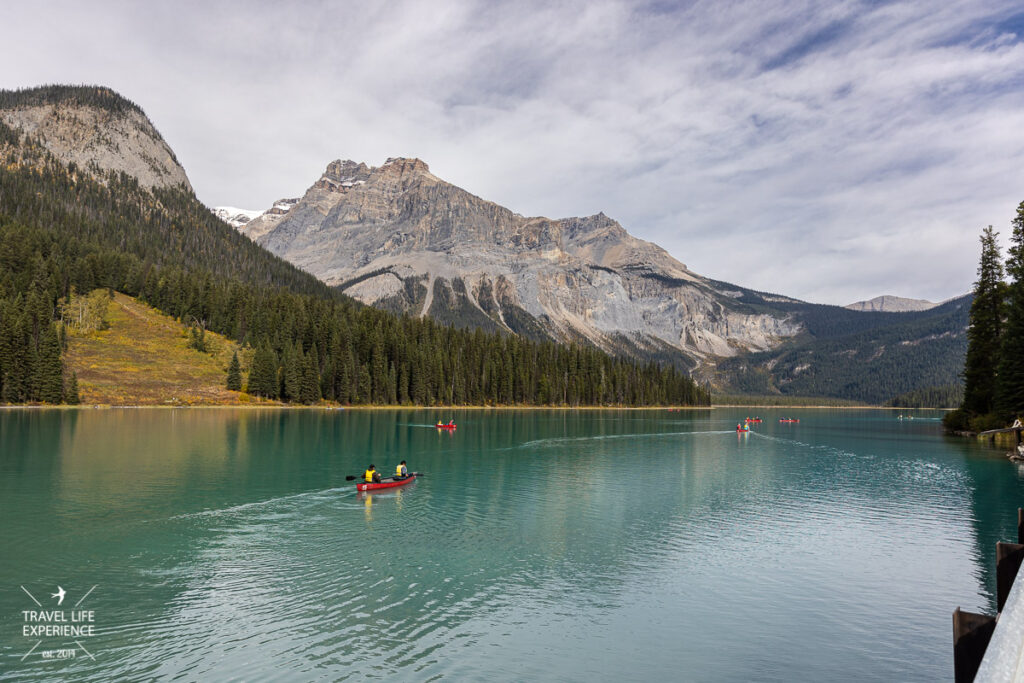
[
  {"left": 356, "top": 474, "right": 418, "bottom": 492},
  {"left": 779, "top": 419, "right": 800, "bottom": 423},
  {"left": 736, "top": 427, "right": 750, "bottom": 433},
  {"left": 436, "top": 423, "right": 456, "bottom": 430}
]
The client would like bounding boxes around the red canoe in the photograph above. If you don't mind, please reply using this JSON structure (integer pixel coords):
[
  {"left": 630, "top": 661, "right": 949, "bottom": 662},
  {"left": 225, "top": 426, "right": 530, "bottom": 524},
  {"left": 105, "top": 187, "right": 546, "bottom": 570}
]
[
  {"left": 736, "top": 427, "right": 750, "bottom": 433},
  {"left": 356, "top": 474, "right": 418, "bottom": 492},
  {"left": 436, "top": 423, "right": 456, "bottom": 430}
]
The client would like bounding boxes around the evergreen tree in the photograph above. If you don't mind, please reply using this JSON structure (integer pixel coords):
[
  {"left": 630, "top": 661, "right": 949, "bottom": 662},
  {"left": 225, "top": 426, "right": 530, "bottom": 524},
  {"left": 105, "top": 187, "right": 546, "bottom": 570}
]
[
  {"left": 248, "top": 344, "right": 278, "bottom": 399},
  {"left": 33, "top": 322, "right": 64, "bottom": 403},
  {"left": 299, "top": 345, "right": 321, "bottom": 404},
  {"left": 67, "top": 371, "right": 80, "bottom": 405},
  {"left": 357, "top": 366, "right": 371, "bottom": 404},
  {"left": 282, "top": 342, "right": 302, "bottom": 402},
  {"left": 226, "top": 350, "right": 241, "bottom": 391},
  {"left": 963, "top": 226, "right": 1005, "bottom": 415},
  {"left": 997, "top": 201, "right": 1024, "bottom": 416},
  {"left": 187, "top": 324, "right": 208, "bottom": 353}
]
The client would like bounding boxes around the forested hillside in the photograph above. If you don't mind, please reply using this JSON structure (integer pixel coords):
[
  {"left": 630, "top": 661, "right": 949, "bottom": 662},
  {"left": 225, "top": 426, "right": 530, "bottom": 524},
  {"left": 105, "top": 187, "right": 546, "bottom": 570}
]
[
  {"left": 885, "top": 385, "right": 963, "bottom": 409},
  {"left": 0, "top": 84, "right": 146, "bottom": 116},
  {"left": 713, "top": 295, "right": 969, "bottom": 404},
  {"left": 0, "top": 110, "right": 708, "bottom": 407}
]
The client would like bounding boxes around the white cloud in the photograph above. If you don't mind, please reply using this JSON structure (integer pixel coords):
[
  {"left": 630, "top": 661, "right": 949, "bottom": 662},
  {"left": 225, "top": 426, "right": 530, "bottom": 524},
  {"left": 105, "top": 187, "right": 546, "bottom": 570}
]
[{"left": 1, "top": 0, "right": 1022, "bottom": 304}]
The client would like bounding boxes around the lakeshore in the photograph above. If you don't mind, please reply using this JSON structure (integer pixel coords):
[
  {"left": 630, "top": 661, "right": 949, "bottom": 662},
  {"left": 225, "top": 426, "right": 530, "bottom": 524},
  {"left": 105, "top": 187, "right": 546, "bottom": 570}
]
[{"left": 2, "top": 401, "right": 940, "bottom": 410}]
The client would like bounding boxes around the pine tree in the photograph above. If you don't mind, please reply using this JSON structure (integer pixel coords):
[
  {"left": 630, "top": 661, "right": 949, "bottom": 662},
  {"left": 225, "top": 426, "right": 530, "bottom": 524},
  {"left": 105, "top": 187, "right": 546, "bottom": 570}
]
[
  {"left": 357, "top": 366, "right": 371, "bottom": 404},
  {"left": 997, "top": 201, "right": 1024, "bottom": 417},
  {"left": 248, "top": 344, "right": 278, "bottom": 398},
  {"left": 282, "top": 342, "right": 302, "bottom": 402},
  {"left": 299, "top": 345, "right": 321, "bottom": 404},
  {"left": 187, "top": 324, "right": 208, "bottom": 353},
  {"left": 226, "top": 350, "right": 242, "bottom": 391},
  {"left": 963, "top": 226, "right": 1005, "bottom": 415},
  {"left": 66, "top": 371, "right": 80, "bottom": 405},
  {"left": 33, "top": 322, "right": 64, "bottom": 403}
]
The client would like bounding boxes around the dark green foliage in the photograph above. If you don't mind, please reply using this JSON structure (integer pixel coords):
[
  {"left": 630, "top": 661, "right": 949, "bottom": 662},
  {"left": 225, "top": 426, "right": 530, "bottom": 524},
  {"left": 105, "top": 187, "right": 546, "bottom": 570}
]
[
  {"left": 368, "top": 275, "right": 427, "bottom": 315},
  {"left": 0, "top": 123, "right": 708, "bottom": 407},
  {"left": 964, "top": 226, "right": 1006, "bottom": 414},
  {"left": 0, "top": 85, "right": 145, "bottom": 117},
  {"left": 942, "top": 409, "right": 969, "bottom": 432},
  {"left": 702, "top": 275, "right": 974, "bottom": 402},
  {"left": 945, "top": 409, "right": 1008, "bottom": 434},
  {"left": 33, "top": 322, "right": 64, "bottom": 403},
  {"left": 299, "top": 345, "right": 320, "bottom": 404},
  {"left": 714, "top": 393, "right": 865, "bottom": 407},
  {"left": 0, "top": 286, "right": 66, "bottom": 403},
  {"left": 997, "top": 202, "right": 1024, "bottom": 416},
  {"left": 66, "top": 371, "right": 80, "bottom": 405},
  {"left": 0, "top": 119, "right": 20, "bottom": 147},
  {"left": 427, "top": 278, "right": 503, "bottom": 333},
  {"left": 187, "top": 325, "right": 208, "bottom": 353},
  {"left": 226, "top": 351, "right": 241, "bottom": 391},
  {"left": 948, "top": 209, "right": 1024, "bottom": 432},
  {"left": 247, "top": 344, "right": 279, "bottom": 398},
  {"left": 281, "top": 341, "right": 301, "bottom": 401},
  {"left": 716, "top": 296, "right": 970, "bottom": 404},
  {"left": 885, "top": 385, "right": 963, "bottom": 408},
  {"left": 703, "top": 278, "right": 948, "bottom": 339}
]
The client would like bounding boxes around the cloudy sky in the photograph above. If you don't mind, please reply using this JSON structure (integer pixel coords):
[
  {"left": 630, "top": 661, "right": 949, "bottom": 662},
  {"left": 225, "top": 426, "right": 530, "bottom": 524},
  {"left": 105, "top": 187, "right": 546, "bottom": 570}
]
[{"left": 3, "top": 0, "right": 1023, "bottom": 305}]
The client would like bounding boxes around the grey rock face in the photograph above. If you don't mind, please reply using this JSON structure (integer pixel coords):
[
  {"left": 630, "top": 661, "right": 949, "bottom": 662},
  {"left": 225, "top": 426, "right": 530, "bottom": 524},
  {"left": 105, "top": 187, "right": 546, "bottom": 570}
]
[
  {"left": 0, "top": 103, "right": 191, "bottom": 191},
  {"left": 242, "top": 157, "right": 802, "bottom": 363},
  {"left": 845, "top": 295, "right": 938, "bottom": 313}
]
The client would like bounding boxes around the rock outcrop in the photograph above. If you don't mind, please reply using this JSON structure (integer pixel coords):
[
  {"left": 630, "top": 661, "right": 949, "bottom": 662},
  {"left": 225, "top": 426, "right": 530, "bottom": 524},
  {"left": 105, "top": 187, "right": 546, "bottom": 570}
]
[
  {"left": 234, "top": 157, "right": 802, "bottom": 364},
  {"left": 845, "top": 295, "right": 938, "bottom": 313},
  {"left": 0, "top": 85, "right": 191, "bottom": 191}
]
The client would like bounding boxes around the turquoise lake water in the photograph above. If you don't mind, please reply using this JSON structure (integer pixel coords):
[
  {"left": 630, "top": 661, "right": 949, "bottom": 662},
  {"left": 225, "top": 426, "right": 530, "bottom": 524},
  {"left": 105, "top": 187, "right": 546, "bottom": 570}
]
[{"left": 0, "top": 408, "right": 1021, "bottom": 681}]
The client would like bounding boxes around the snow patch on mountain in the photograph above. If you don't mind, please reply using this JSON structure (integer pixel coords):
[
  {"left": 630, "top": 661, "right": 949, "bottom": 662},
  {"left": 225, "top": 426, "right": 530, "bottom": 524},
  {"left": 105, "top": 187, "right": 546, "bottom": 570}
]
[{"left": 212, "top": 206, "right": 263, "bottom": 229}]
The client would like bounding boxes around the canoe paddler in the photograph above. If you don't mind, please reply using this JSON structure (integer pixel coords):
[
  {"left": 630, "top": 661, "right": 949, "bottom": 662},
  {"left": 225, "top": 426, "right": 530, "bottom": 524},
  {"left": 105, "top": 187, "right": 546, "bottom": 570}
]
[
  {"left": 364, "top": 464, "right": 382, "bottom": 483},
  {"left": 395, "top": 460, "right": 409, "bottom": 479}
]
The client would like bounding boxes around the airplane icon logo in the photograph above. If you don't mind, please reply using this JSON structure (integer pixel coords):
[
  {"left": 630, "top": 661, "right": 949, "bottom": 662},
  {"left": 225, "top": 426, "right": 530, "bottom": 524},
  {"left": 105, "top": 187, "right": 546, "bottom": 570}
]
[{"left": 51, "top": 586, "right": 65, "bottom": 605}]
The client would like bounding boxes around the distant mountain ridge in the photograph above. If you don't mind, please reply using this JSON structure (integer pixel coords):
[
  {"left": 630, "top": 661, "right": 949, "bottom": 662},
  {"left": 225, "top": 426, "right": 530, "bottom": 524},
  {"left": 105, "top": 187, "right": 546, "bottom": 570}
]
[
  {"left": 0, "top": 83, "right": 969, "bottom": 404},
  {"left": 0, "top": 84, "right": 707, "bottom": 408},
  {"left": 712, "top": 293, "right": 969, "bottom": 403},
  {"left": 845, "top": 295, "right": 938, "bottom": 313},
  {"left": 218, "top": 156, "right": 971, "bottom": 401},
  {"left": 227, "top": 157, "right": 803, "bottom": 367}
]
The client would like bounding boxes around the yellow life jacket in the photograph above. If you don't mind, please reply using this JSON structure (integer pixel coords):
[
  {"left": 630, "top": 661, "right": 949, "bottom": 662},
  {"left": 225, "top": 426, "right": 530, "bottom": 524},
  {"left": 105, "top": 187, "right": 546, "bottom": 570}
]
[
  {"left": 364, "top": 469, "right": 375, "bottom": 482},
  {"left": 396, "top": 464, "right": 407, "bottom": 477}
]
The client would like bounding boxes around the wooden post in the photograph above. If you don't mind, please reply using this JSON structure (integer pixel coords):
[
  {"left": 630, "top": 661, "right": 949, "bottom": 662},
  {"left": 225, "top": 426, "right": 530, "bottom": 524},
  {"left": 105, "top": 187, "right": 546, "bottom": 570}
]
[
  {"left": 996, "top": 542, "right": 1024, "bottom": 612},
  {"left": 953, "top": 608, "right": 997, "bottom": 683}
]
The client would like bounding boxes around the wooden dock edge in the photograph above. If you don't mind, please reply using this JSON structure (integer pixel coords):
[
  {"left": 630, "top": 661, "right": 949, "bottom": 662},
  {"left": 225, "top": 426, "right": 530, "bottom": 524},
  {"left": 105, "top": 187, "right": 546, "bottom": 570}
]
[{"left": 953, "top": 508, "right": 1024, "bottom": 681}]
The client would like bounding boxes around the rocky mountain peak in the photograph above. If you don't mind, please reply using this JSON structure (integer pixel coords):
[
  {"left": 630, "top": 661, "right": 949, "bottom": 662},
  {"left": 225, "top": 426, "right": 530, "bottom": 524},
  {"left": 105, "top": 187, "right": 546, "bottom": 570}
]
[
  {"left": 231, "top": 156, "right": 791, "bottom": 363},
  {"left": 0, "top": 85, "right": 192, "bottom": 192},
  {"left": 561, "top": 212, "right": 622, "bottom": 237},
  {"left": 324, "top": 159, "right": 371, "bottom": 182},
  {"left": 382, "top": 157, "right": 431, "bottom": 175}
]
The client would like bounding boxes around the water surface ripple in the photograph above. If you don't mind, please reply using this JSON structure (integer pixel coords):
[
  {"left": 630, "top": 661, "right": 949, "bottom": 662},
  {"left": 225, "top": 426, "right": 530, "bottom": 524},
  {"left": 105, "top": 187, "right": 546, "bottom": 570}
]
[{"left": 0, "top": 408, "right": 1020, "bottom": 681}]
